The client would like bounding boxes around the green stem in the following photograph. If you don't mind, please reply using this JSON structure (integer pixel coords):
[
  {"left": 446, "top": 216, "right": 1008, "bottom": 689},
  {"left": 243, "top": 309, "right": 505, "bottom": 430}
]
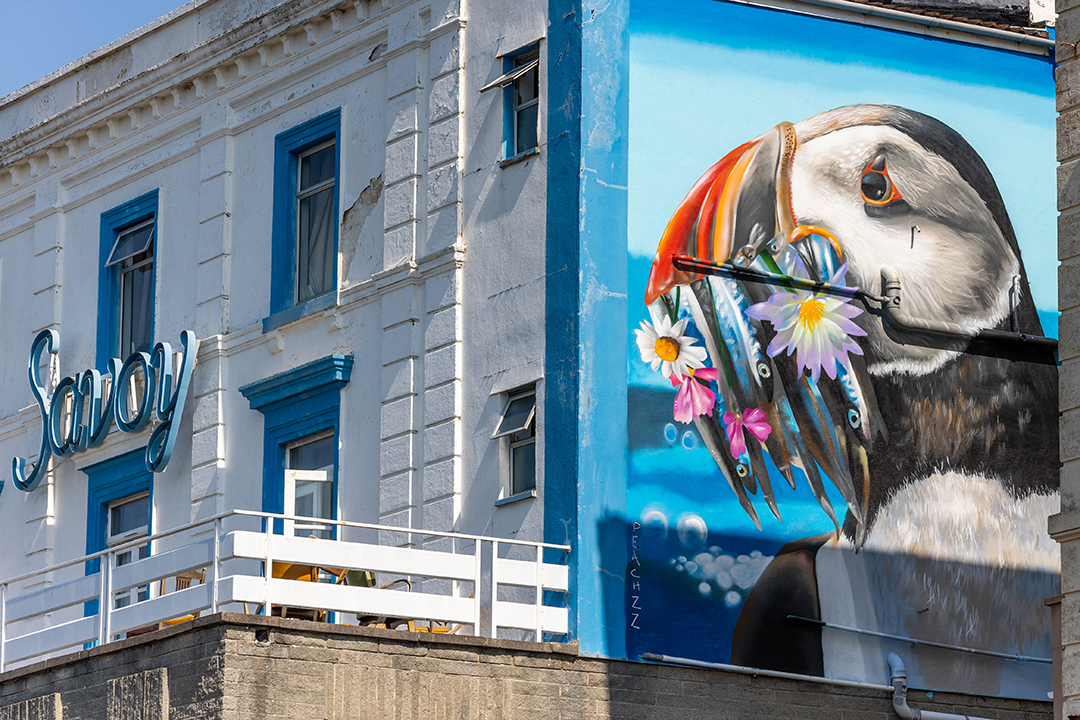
[{"left": 758, "top": 252, "right": 798, "bottom": 293}]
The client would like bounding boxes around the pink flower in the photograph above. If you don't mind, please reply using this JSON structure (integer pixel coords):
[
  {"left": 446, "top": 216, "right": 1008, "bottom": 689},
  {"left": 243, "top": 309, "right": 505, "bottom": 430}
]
[
  {"left": 672, "top": 368, "right": 719, "bottom": 423},
  {"left": 722, "top": 407, "right": 772, "bottom": 459}
]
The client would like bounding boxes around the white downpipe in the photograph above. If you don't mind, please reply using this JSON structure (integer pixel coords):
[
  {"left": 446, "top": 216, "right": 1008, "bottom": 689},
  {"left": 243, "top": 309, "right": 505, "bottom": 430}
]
[
  {"left": 888, "top": 654, "right": 994, "bottom": 720},
  {"left": 640, "top": 653, "right": 894, "bottom": 692}
]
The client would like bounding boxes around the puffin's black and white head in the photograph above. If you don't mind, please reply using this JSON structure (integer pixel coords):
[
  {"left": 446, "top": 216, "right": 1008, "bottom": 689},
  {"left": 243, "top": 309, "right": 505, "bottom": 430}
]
[
  {"left": 643, "top": 104, "right": 1044, "bottom": 540},
  {"left": 647, "top": 104, "right": 1026, "bottom": 377},
  {"left": 792, "top": 106, "right": 1019, "bottom": 376}
]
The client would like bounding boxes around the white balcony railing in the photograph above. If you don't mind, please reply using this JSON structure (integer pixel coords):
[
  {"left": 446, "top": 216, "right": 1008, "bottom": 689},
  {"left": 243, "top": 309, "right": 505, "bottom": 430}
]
[{"left": 0, "top": 510, "right": 571, "bottom": 672}]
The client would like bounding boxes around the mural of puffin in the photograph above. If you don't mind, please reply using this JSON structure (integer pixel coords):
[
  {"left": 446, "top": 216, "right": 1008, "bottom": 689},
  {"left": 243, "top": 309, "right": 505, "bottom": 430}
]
[{"left": 640, "top": 105, "right": 1059, "bottom": 692}]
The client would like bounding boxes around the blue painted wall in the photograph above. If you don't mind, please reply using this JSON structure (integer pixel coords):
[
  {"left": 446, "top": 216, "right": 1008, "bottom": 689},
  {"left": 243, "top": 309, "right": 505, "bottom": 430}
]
[{"left": 552, "top": 0, "right": 1058, "bottom": 697}]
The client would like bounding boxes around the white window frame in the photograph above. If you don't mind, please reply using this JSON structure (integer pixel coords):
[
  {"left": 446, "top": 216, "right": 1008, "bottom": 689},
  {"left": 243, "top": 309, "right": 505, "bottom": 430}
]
[
  {"left": 107, "top": 492, "right": 150, "bottom": 609},
  {"left": 107, "top": 217, "right": 155, "bottom": 359},
  {"left": 493, "top": 389, "right": 537, "bottom": 501},
  {"left": 283, "top": 431, "right": 336, "bottom": 539},
  {"left": 510, "top": 50, "right": 540, "bottom": 156}
]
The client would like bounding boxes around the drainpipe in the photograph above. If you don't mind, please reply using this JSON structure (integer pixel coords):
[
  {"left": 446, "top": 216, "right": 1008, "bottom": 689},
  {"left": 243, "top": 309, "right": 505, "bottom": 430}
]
[{"left": 887, "top": 654, "right": 993, "bottom": 720}]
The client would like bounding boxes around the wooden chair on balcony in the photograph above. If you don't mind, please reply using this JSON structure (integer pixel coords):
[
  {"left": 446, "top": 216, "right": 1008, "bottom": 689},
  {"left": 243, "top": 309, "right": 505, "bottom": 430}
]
[
  {"left": 242, "top": 561, "right": 337, "bottom": 622},
  {"left": 336, "top": 569, "right": 415, "bottom": 630},
  {"left": 126, "top": 568, "right": 207, "bottom": 636},
  {"left": 158, "top": 568, "right": 207, "bottom": 627}
]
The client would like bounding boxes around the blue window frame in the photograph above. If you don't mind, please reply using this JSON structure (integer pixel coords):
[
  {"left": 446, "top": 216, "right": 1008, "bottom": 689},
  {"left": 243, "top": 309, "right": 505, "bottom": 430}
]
[
  {"left": 97, "top": 190, "right": 158, "bottom": 370},
  {"left": 240, "top": 355, "right": 354, "bottom": 536},
  {"left": 267, "top": 109, "right": 342, "bottom": 332},
  {"left": 502, "top": 45, "right": 540, "bottom": 161},
  {"left": 82, "top": 448, "right": 153, "bottom": 618}
]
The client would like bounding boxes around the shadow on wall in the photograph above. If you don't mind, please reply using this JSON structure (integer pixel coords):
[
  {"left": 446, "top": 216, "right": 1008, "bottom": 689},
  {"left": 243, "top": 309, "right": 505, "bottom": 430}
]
[{"left": 622, "top": 518, "right": 1058, "bottom": 699}]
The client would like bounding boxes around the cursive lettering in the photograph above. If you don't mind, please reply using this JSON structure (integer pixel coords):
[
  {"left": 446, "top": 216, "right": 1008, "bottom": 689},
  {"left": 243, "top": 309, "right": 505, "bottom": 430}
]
[{"left": 10, "top": 330, "right": 199, "bottom": 491}]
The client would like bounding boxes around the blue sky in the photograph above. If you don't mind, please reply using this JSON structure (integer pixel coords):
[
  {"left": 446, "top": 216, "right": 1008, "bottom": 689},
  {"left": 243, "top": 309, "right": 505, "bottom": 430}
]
[{"left": 0, "top": 1, "right": 188, "bottom": 99}]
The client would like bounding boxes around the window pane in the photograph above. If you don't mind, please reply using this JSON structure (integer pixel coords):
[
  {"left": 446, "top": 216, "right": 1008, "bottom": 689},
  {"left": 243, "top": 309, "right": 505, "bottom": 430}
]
[
  {"left": 288, "top": 435, "right": 335, "bottom": 471},
  {"left": 295, "top": 479, "right": 333, "bottom": 519},
  {"left": 110, "top": 496, "right": 149, "bottom": 538},
  {"left": 121, "top": 260, "right": 154, "bottom": 357},
  {"left": 106, "top": 223, "right": 154, "bottom": 267},
  {"left": 494, "top": 395, "right": 535, "bottom": 438},
  {"left": 297, "top": 187, "right": 335, "bottom": 303},
  {"left": 289, "top": 435, "right": 335, "bottom": 539},
  {"left": 295, "top": 491, "right": 314, "bottom": 518},
  {"left": 300, "top": 145, "right": 335, "bottom": 190},
  {"left": 514, "top": 66, "right": 538, "bottom": 106},
  {"left": 515, "top": 104, "right": 538, "bottom": 154},
  {"left": 511, "top": 442, "right": 536, "bottom": 494}
]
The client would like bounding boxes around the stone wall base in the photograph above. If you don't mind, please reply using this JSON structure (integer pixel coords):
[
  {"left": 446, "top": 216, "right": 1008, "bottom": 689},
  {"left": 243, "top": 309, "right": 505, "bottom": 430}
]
[{"left": 0, "top": 614, "right": 1053, "bottom": 720}]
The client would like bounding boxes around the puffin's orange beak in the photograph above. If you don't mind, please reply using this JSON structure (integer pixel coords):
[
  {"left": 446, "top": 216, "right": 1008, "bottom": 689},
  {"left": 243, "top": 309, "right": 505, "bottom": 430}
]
[{"left": 644, "top": 122, "right": 800, "bottom": 305}]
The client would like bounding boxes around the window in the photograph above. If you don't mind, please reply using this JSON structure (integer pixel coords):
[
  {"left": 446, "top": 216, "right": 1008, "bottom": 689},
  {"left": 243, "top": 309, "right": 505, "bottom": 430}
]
[
  {"left": 97, "top": 190, "right": 158, "bottom": 368},
  {"left": 494, "top": 390, "right": 536, "bottom": 497},
  {"left": 480, "top": 43, "right": 541, "bottom": 161},
  {"left": 268, "top": 110, "right": 342, "bottom": 329},
  {"left": 509, "top": 50, "right": 539, "bottom": 156},
  {"left": 284, "top": 433, "right": 336, "bottom": 539},
  {"left": 82, "top": 448, "right": 154, "bottom": 628},
  {"left": 239, "top": 355, "right": 354, "bottom": 536},
  {"left": 107, "top": 493, "right": 150, "bottom": 609}
]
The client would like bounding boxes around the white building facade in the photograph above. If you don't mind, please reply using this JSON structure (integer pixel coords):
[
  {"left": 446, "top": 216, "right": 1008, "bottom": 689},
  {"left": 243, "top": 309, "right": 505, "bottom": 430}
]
[{"left": 0, "top": 0, "right": 556, "bottom": 653}]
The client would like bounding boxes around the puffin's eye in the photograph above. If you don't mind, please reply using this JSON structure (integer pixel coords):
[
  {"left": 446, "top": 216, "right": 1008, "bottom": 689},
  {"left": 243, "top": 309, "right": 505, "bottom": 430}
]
[{"left": 860, "top": 155, "right": 903, "bottom": 206}]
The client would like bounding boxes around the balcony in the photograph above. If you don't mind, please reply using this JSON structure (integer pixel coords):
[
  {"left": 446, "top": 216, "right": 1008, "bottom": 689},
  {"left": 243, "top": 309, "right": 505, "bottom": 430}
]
[{"left": 0, "top": 511, "right": 571, "bottom": 672}]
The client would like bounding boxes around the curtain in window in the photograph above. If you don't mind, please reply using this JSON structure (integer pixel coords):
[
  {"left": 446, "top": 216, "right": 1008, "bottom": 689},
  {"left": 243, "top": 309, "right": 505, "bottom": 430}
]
[
  {"left": 122, "top": 262, "right": 154, "bottom": 356},
  {"left": 298, "top": 187, "right": 335, "bottom": 303}
]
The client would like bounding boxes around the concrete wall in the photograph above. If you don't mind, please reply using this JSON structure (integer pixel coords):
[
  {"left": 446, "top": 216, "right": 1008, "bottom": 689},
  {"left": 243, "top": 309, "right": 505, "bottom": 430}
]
[
  {"left": 1054, "top": 0, "right": 1080, "bottom": 712},
  {"left": 0, "top": 615, "right": 1054, "bottom": 720}
]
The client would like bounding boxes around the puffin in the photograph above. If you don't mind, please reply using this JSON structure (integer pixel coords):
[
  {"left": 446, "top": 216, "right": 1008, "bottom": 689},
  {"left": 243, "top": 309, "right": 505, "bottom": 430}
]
[{"left": 641, "top": 105, "right": 1059, "bottom": 691}]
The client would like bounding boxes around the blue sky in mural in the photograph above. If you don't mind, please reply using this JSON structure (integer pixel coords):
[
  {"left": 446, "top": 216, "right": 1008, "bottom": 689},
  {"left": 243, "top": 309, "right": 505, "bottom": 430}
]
[
  {"left": 624, "top": 0, "right": 1058, "bottom": 663},
  {"left": 627, "top": 0, "right": 1057, "bottom": 326},
  {"left": 626, "top": 0, "right": 1058, "bottom": 537}
]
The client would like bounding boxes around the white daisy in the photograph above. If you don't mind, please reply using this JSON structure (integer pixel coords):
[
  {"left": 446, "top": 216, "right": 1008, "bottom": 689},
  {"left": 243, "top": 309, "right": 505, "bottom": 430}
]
[{"left": 634, "top": 304, "right": 707, "bottom": 379}]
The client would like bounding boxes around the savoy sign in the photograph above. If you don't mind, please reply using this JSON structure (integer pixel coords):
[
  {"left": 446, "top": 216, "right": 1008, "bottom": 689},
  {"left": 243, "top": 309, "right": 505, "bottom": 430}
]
[{"left": 10, "top": 330, "right": 199, "bottom": 491}]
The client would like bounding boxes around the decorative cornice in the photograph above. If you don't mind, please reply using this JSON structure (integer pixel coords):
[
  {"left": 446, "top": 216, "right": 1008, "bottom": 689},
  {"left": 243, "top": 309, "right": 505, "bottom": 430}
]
[
  {"left": 239, "top": 354, "right": 354, "bottom": 414},
  {"left": 0, "top": 0, "right": 430, "bottom": 180}
]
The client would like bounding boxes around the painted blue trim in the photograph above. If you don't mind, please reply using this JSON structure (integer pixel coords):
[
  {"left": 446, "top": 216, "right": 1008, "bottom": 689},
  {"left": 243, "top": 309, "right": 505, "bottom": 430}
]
[
  {"left": 241, "top": 355, "right": 353, "bottom": 535},
  {"left": 578, "top": 0, "right": 630, "bottom": 658},
  {"left": 96, "top": 190, "right": 159, "bottom": 372},
  {"left": 261, "top": 291, "right": 337, "bottom": 334},
  {"left": 269, "top": 108, "right": 342, "bottom": 319},
  {"left": 545, "top": 0, "right": 583, "bottom": 644},
  {"left": 239, "top": 354, "right": 354, "bottom": 413},
  {"left": 545, "top": 0, "right": 630, "bottom": 658},
  {"left": 82, "top": 448, "right": 154, "bottom": 618}
]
